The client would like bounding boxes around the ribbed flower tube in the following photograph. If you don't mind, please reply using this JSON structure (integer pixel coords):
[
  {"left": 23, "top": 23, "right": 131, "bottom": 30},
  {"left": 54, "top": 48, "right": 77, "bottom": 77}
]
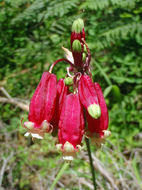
[
  {"left": 24, "top": 72, "right": 57, "bottom": 139},
  {"left": 78, "top": 75, "right": 101, "bottom": 119},
  {"left": 51, "top": 79, "right": 68, "bottom": 128},
  {"left": 57, "top": 93, "right": 84, "bottom": 160},
  {"left": 86, "top": 83, "right": 110, "bottom": 147}
]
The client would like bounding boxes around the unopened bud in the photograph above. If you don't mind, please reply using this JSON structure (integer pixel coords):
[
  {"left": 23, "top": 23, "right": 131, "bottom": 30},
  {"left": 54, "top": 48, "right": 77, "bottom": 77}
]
[
  {"left": 84, "top": 45, "right": 87, "bottom": 53},
  {"left": 72, "top": 18, "right": 84, "bottom": 33},
  {"left": 64, "top": 77, "right": 73, "bottom": 86},
  {"left": 72, "top": 40, "right": 82, "bottom": 52},
  {"left": 87, "top": 104, "right": 101, "bottom": 119},
  {"left": 82, "top": 53, "right": 86, "bottom": 62}
]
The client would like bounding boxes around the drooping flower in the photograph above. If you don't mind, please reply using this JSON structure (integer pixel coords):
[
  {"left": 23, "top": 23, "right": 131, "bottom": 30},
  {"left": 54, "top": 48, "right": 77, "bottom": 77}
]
[
  {"left": 86, "top": 82, "right": 110, "bottom": 147},
  {"left": 56, "top": 93, "right": 84, "bottom": 161},
  {"left": 23, "top": 18, "right": 111, "bottom": 160},
  {"left": 51, "top": 79, "right": 68, "bottom": 128},
  {"left": 24, "top": 72, "right": 57, "bottom": 139},
  {"left": 78, "top": 75, "right": 101, "bottom": 119}
]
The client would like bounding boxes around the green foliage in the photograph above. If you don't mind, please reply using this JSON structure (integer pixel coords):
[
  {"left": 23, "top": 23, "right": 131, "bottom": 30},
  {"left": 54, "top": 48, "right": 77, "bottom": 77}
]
[
  {"left": 0, "top": 0, "right": 142, "bottom": 189},
  {"left": 81, "top": 0, "right": 139, "bottom": 10},
  {"left": 81, "top": 0, "right": 142, "bottom": 50}
]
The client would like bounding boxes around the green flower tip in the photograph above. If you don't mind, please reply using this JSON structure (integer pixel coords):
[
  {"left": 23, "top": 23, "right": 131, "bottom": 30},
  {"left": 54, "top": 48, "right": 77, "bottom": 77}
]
[
  {"left": 72, "top": 40, "right": 82, "bottom": 52},
  {"left": 82, "top": 52, "right": 86, "bottom": 62},
  {"left": 87, "top": 104, "right": 101, "bottom": 119},
  {"left": 72, "top": 18, "right": 84, "bottom": 33},
  {"left": 64, "top": 77, "right": 73, "bottom": 86}
]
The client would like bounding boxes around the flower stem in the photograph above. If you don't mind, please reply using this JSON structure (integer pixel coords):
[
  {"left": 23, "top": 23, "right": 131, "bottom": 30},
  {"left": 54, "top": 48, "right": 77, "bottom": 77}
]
[
  {"left": 49, "top": 58, "right": 74, "bottom": 73},
  {"left": 84, "top": 109, "right": 97, "bottom": 190},
  {"left": 85, "top": 137, "right": 97, "bottom": 190},
  {"left": 49, "top": 162, "right": 69, "bottom": 190}
]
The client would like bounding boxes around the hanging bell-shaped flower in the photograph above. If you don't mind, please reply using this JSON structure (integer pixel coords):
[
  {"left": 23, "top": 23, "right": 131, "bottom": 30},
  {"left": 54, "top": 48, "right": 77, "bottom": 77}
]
[
  {"left": 86, "top": 82, "right": 110, "bottom": 147},
  {"left": 56, "top": 93, "right": 84, "bottom": 161},
  {"left": 78, "top": 75, "right": 101, "bottom": 119},
  {"left": 51, "top": 79, "right": 68, "bottom": 128},
  {"left": 24, "top": 72, "right": 57, "bottom": 139}
]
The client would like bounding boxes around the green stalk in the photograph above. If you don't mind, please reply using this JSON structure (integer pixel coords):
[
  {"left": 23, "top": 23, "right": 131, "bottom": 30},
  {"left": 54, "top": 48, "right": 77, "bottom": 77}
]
[
  {"left": 85, "top": 137, "right": 97, "bottom": 190},
  {"left": 49, "top": 162, "right": 69, "bottom": 190},
  {"left": 84, "top": 109, "right": 97, "bottom": 190}
]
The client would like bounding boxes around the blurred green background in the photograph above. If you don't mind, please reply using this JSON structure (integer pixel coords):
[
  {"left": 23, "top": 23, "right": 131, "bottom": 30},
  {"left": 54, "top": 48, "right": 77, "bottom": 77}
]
[{"left": 0, "top": 0, "right": 142, "bottom": 189}]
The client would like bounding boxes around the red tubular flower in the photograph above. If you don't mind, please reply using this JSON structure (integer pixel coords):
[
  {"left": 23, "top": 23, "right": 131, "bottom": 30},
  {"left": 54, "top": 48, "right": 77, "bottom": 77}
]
[
  {"left": 24, "top": 72, "right": 57, "bottom": 139},
  {"left": 56, "top": 93, "right": 84, "bottom": 161},
  {"left": 78, "top": 75, "right": 101, "bottom": 119},
  {"left": 51, "top": 79, "right": 68, "bottom": 127},
  {"left": 86, "top": 82, "right": 110, "bottom": 147}
]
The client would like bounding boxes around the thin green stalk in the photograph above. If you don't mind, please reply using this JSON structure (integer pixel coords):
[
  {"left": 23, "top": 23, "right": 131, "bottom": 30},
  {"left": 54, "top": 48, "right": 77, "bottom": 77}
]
[
  {"left": 83, "top": 109, "right": 97, "bottom": 190},
  {"left": 49, "top": 162, "right": 69, "bottom": 190},
  {"left": 85, "top": 137, "right": 97, "bottom": 190}
]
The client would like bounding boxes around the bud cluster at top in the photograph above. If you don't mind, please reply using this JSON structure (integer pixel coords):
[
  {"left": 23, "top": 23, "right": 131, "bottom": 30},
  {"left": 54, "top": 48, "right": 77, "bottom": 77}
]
[{"left": 22, "top": 19, "right": 110, "bottom": 161}]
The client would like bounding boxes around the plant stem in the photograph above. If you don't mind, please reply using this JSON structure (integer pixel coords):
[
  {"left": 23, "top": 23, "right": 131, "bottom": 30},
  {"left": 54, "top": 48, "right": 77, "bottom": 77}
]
[
  {"left": 49, "top": 162, "right": 69, "bottom": 190},
  {"left": 49, "top": 58, "right": 74, "bottom": 73},
  {"left": 84, "top": 109, "right": 97, "bottom": 190},
  {"left": 85, "top": 137, "right": 97, "bottom": 190}
]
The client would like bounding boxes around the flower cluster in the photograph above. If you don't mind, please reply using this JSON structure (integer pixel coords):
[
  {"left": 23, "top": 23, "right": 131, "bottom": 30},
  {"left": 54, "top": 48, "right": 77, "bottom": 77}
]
[{"left": 23, "top": 19, "right": 110, "bottom": 161}]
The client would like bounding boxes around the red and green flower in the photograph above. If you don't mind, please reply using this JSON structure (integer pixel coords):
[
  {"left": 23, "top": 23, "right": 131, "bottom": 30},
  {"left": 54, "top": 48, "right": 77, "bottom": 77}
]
[{"left": 23, "top": 18, "right": 110, "bottom": 160}]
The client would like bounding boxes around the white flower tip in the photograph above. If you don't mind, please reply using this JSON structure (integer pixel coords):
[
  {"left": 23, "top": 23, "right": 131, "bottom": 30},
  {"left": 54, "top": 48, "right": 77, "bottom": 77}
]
[
  {"left": 63, "top": 156, "right": 74, "bottom": 161},
  {"left": 24, "top": 132, "right": 43, "bottom": 139},
  {"left": 103, "top": 130, "right": 111, "bottom": 137},
  {"left": 31, "top": 133, "right": 43, "bottom": 139},
  {"left": 24, "top": 132, "right": 30, "bottom": 137}
]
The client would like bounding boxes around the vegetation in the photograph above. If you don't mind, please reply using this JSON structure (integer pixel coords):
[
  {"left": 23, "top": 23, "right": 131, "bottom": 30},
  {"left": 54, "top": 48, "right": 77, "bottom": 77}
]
[{"left": 0, "top": 0, "right": 142, "bottom": 189}]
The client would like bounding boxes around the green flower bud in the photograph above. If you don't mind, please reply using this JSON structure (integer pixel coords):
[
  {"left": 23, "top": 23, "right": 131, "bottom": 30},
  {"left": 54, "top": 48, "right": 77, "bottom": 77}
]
[
  {"left": 82, "top": 53, "right": 86, "bottom": 62},
  {"left": 72, "top": 40, "right": 82, "bottom": 52},
  {"left": 72, "top": 18, "right": 84, "bottom": 33},
  {"left": 84, "top": 45, "right": 87, "bottom": 53},
  {"left": 64, "top": 77, "right": 73, "bottom": 86},
  {"left": 87, "top": 104, "right": 101, "bottom": 119}
]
